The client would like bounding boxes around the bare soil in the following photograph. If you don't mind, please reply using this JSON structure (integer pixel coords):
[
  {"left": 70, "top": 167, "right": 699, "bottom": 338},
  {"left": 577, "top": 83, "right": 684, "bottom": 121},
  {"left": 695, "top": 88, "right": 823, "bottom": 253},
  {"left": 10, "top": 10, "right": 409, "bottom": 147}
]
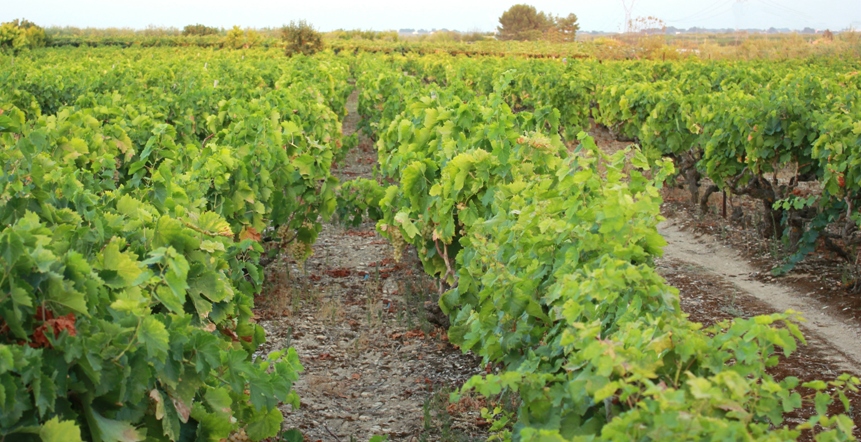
[
  {"left": 254, "top": 90, "right": 487, "bottom": 441},
  {"left": 659, "top": 256, "right": 861, "bottom": 439},
  {"left": 659, "top": 219, "right": 861, "bottom": 373}
]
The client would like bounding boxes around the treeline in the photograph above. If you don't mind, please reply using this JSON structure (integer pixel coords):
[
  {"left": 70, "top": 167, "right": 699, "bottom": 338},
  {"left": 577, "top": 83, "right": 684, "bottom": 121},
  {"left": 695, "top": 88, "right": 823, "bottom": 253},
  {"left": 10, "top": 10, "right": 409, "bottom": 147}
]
[{"left": 497, "top": 4, "right": 580, "bottom": 42}]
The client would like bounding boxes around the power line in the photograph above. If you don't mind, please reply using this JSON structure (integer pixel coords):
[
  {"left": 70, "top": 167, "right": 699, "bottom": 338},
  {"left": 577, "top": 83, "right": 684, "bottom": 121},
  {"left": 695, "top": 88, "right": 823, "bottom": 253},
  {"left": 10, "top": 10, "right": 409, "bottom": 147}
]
[
  {"left": 667, "top": 0, "right": 735, "bottom": 23},
  {"left": 757, "top": 0, "right": 811, "bottom": 19},
  {"left": 687, "top": 6, "right": 735, "bottom": 24},
  {"left": 756, "top": 0, "right": 820, "bottom": 28}
]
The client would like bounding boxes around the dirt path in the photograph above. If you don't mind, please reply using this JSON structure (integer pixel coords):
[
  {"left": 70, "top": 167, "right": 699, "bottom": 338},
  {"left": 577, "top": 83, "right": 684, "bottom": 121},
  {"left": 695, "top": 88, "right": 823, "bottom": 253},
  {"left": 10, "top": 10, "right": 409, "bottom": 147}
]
[
  {"left": 256, "top": 90, "right": 485, "bottom": 441},
  {"left": 658, "top": 218, "right": 861, "bottom": 375}
]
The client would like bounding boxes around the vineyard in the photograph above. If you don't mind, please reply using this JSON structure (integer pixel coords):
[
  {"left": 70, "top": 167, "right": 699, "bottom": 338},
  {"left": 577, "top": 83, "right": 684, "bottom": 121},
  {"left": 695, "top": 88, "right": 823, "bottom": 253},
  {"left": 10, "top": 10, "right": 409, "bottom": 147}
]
[{"left": 1, "top": 45, "right": 860, "bottom": 441}]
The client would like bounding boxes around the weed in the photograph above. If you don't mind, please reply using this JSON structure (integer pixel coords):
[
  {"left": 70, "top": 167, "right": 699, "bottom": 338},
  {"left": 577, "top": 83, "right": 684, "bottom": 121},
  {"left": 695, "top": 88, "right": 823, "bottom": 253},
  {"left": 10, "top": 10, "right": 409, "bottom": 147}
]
[
  {"left": 351, "top": 330, "right": 371, "bottom": 357},
  {"left": 720, "top": 289, "right": 747, "bottom": 318},
  {"left": 418, "top": 388, "right": 485, "bottom": 442},
  {"left": 318, "top": 297, "right": 344, "bottom": 324},
  {"left": 396, "top": 270, "right": 439, "bottom": 333}
]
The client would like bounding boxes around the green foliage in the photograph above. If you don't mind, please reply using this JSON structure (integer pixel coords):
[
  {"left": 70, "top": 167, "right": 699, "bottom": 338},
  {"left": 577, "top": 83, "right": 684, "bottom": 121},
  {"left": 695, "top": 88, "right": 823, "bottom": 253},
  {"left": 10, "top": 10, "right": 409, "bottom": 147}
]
[
  {"left": 0, "top": 19, "right": 47, "bottom": 54},
  {"left": 281, "top": 20, "right": 324, "bottom": 56},
  {"left": 182, "top": 24, "right": 220, "bottom": 37},
  {"left": 279, "top": 428, "right": 304, "bottom": 442},
  {"left": 590, "top": 59, "right": 861, "bottom": 271},
  {"left": 224, "top": 26, "right": 261, "bottom": 49},
  {"left": 328, "top": 29, "right": 398, "bottom": 42},
  {"left": 360, "top": 55, "right": 861, "bottom": 440},
  {"left": 496, "top": 6, "right": 579, "bottom": 42},
  {"left": 3, "top": 42, "right": 861, "bottom": 442},
  {"left": 551, "top": 13, "right": 580, "bottom": 42},
  {"left": 335, "top": 179, "right": 386, "bottom": 227},
  {"left": 497, "top": 4, "right": 551, "bottom": 41},
  {"left": 0, "top": 47, "right": 354, "bottom": 441}
]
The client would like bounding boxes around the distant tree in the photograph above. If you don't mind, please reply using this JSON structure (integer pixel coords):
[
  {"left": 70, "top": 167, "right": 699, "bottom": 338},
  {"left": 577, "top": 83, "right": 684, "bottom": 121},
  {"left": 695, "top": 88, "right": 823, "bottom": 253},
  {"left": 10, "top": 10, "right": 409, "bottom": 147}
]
[
  {"left": 0, "top": 19, "right": 47, "bottom": 54},
  {"left": 497, "top": 4, "right": 551, "bottom": 41},
  {"left": 498, "top": 5, "right": 580, "bottom": 42},
  {"left": 281, "top": 20, "right": 324, "bottom": 56},
  {"left": 224, "top": 26, "right": 261, "bottom": 49},
  {"left": 183, "top": 24, "right": 220, "bottom": 36},
  {"left": 550, "top": 13, "right": 580, "bottom": 42}
]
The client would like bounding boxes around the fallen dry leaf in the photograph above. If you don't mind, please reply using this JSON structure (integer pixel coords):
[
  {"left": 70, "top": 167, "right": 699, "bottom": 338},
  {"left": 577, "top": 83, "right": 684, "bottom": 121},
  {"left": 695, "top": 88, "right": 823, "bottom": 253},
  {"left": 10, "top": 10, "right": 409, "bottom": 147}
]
[{"left": 325, "top": 268, "right": 351, "bottom": 278}]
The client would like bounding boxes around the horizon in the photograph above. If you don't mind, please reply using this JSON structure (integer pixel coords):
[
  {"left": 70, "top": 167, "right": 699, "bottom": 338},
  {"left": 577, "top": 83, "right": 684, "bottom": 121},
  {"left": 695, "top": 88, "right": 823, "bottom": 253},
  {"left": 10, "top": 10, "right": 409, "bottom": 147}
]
[{"left": 5, "top": 1, "right": 861, "bottom": 34}]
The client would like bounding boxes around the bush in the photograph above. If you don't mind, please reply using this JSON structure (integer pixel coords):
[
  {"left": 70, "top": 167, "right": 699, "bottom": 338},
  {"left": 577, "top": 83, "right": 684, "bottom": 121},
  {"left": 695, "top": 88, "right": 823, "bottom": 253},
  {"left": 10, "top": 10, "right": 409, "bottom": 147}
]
[
  {"left": 0, "top": 19, "right": 47, "bottom": 54},
  {"left": 335, "top": 178, "right": 386, "bottom": 227},
  {"left": 223, "top": 26, "right": 261, "bottom": 49},
  {"left": 182, "top": 24, "right": 220, "bottom": 36},
  {"left": 329, "top": 29, "right": 398, "bottom": 42},
  {"left": 281, "top": 21, "right": 324, "bottom": 56}
]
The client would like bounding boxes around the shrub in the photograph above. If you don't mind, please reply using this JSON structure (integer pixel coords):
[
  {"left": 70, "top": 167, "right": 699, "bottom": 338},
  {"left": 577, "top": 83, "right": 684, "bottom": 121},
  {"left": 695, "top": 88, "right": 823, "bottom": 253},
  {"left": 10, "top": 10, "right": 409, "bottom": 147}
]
[
  {"left": 281, "top": 21, "right": 324, "bottom": 56},
  {"left": 182, "top": 24, "right": 220, "bottom": 36},
  {"left": 0, "top": 19, "right": 47, "bottom": 54},
  {"left": 223, "top": 26, "right": 261, "bottom": 49}
]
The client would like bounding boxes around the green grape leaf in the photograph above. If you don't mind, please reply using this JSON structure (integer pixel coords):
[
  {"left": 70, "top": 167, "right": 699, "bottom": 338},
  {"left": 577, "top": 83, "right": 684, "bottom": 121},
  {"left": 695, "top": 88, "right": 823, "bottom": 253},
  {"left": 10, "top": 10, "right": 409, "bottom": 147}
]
[
  {"left": 245, "top": 407, "right": 283, "bottom": 441},
  {"left": 394, "top": 211, "right": 420, "bottom": 239},
  {"left": 138, "top": 317, "right": 170, "bottom": 362},
  {"left": 281, "top": 429, "right": 304, "bottom": 442},
  {"left": 89, "top": 408, "right": 145, "bottom": 442},
  {"left": 40, "top": 417, "right": 84, "bottom": 442}
]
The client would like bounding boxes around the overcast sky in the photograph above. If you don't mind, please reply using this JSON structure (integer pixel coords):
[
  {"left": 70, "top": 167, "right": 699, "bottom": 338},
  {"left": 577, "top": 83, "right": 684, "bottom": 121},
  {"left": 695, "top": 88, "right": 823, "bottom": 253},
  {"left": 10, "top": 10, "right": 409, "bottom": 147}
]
[{"left": 5, "top": 0, "right": 861, "bottom": 32}]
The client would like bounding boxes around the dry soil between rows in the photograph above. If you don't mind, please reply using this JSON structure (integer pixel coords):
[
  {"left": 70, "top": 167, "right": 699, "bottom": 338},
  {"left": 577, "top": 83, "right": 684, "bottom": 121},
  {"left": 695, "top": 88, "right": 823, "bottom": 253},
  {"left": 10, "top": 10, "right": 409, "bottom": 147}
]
[
  {"left": 254, "top": 90, "right": 487, "bottom": 441},
  {"left": 659, "top": 218, "right": 861, "bottom": 375}
]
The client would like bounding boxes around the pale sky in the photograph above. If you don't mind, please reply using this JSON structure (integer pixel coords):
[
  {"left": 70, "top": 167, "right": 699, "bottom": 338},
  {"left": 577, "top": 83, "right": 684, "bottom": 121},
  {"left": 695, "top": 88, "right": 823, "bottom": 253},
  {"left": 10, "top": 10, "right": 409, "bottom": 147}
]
[{"left": 4, "top": 0, "right": 860, "bottom": 33}]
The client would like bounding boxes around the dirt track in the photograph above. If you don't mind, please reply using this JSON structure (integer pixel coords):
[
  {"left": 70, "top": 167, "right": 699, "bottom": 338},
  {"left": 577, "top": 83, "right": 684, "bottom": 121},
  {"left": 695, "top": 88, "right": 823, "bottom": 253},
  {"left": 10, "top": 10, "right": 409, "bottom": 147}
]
[{"left": 659, "top": 219, "right": 861, "bottom": 374}]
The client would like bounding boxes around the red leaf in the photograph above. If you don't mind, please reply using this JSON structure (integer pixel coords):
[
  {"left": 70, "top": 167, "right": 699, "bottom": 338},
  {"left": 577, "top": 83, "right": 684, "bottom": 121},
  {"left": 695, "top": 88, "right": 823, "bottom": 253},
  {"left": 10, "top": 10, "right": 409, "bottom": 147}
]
[
  {"left": 51, "top": 313, "right": 77, "bottom": 337},
  {"left": 219, "top": 328, "right": 239, "bottom": 342},
  {"left": 31, "top": 325, "right": 52, "bottom": 349},
  {"left": 35, "top": 306, "right": 54, "bottom": 321},
  {"left": 239, "top": 226, "right": 262, "bottom": 242}
]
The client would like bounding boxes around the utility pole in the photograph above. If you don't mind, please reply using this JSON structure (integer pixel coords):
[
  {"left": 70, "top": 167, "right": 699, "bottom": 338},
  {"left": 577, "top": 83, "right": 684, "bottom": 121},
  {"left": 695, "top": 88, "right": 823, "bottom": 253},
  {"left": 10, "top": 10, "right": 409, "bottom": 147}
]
[{"left": 622, "top": 0, "right": 637, "bottom": 33}]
